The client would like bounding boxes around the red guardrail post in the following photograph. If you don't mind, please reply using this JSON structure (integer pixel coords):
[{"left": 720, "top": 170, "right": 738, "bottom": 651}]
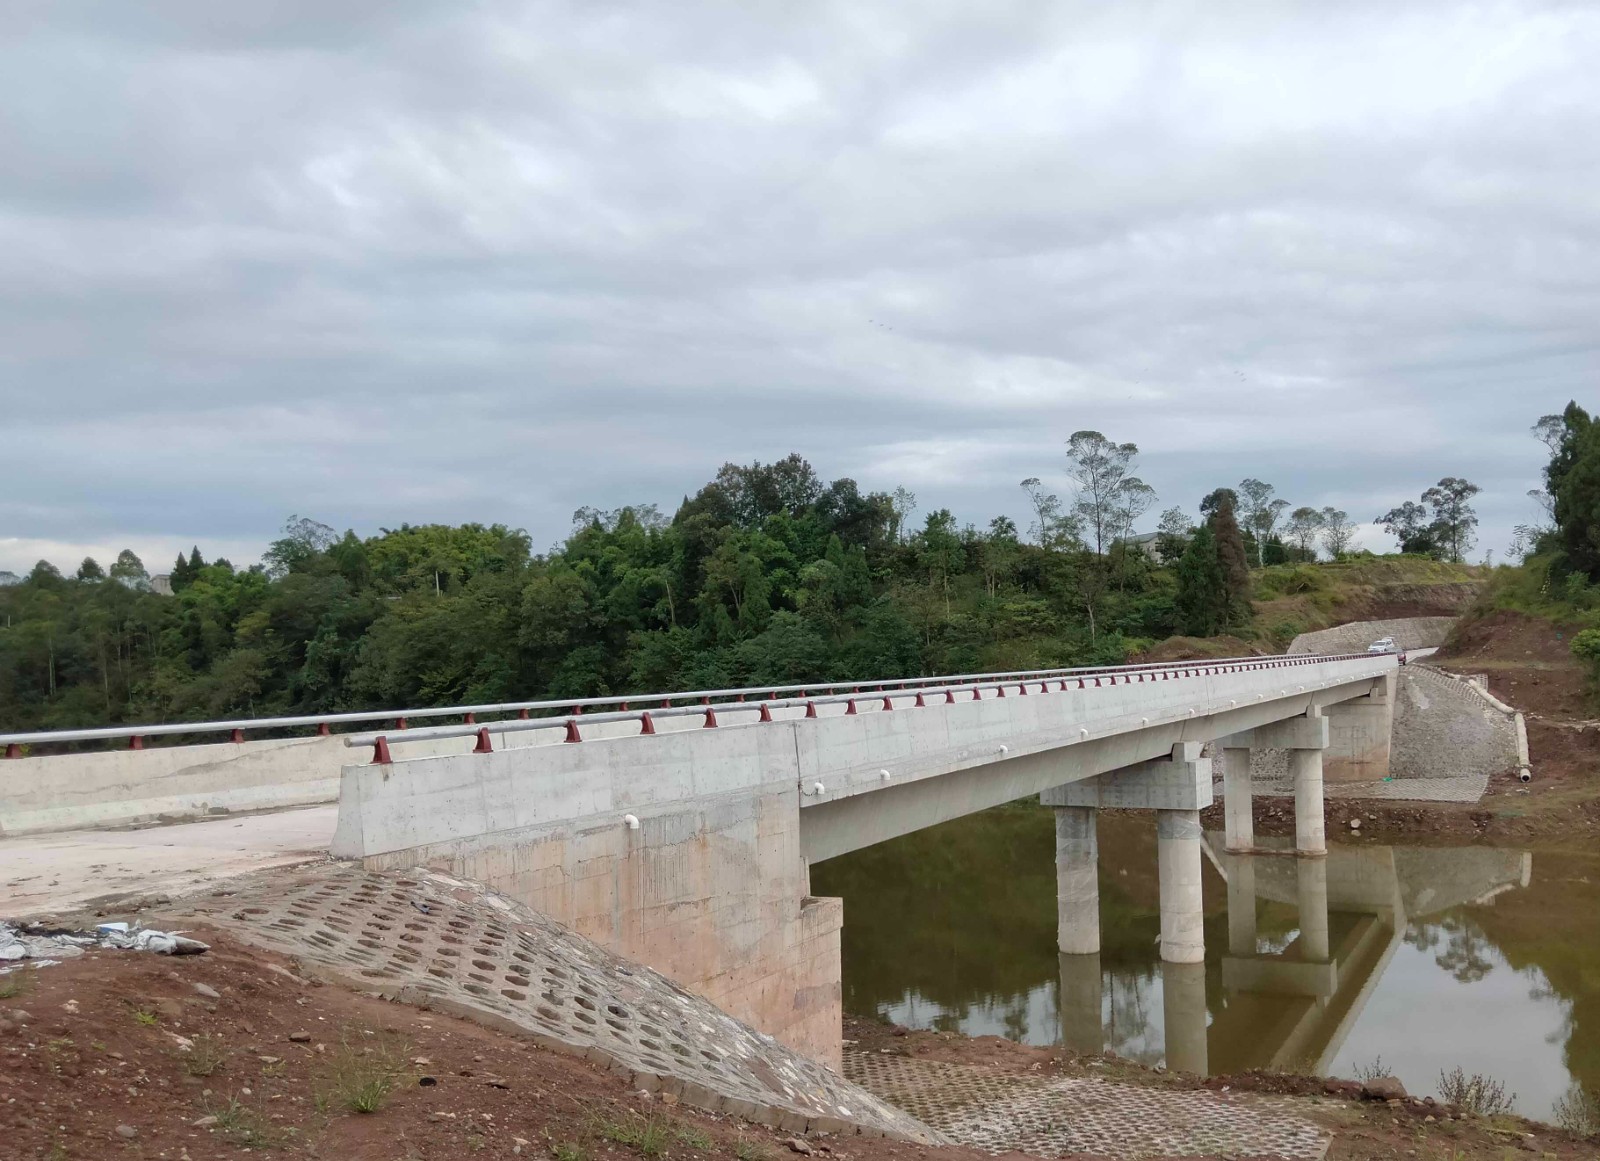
[
  {"left": 473, "top": 727, "right": 493, "bottom": 754},
  {"left": 372, "top": 736, "right": 392, "bottom": 764},
  {"left": 639, "top": 712, "right": 656, "bottom": 735}
]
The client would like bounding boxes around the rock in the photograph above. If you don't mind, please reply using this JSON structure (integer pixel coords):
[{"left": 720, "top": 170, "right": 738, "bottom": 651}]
[
  {"left": 192, "top": 1115, "right": 220, "bottom": 1128},
  {"left": 288, "top": 1031, "right": 311, "bottom": 1043},
  {"left": 8, "top": 1009, "right": 32, "bottom": 1024},
  {"left": 784, "top": 1138, "right": 814, "bottom": 1155},
  {"left": 116, "top": 1125, "right": 138, "bottom": 1139},
  {"left": 1362, "top": 1076, "right": 1408, "bottom": 1101},
  {"left": 485, "top": 1077, "right": 510, "bottom": 1089},
  {"left": 1322, "top": 1079, "right": 1362, "bottom": 1099},
  {"left": 192, "top": 982, "right": 220, "bottom": 1000},
  {"left": 1349, "top": 818, "right": 1361, "bottom": 830}
]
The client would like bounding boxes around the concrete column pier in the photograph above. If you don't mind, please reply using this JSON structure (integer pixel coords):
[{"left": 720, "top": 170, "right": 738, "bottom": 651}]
[
  {"left": 1161, "top": 960, "right": 1210, "bottom": 1075},
  {"left": 1058, "top": 952, "right": 1104, "bottom": 1055},
  {"left": 1222, "top": 747, "right": 1254, "bottom": 853},
  {"left": 1226, "top": 857, "right": 1258, "bottom": 957},
  {"left": 1296, "top": 856, "right": 1330, "bottom": 962},
  {"left": 1291, "top": 748, "right": 1327, "bottom": 857},
  {"left": 1157, "top": 809, "right": 1205, "bottom": 964},
  {"left": 1055, "top": 806, "right": 1101, "bottom": 955}
]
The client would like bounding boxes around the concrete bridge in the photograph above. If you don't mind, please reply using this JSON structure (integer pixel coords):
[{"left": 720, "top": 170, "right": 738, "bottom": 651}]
[{"left": 1, "top": 653, "right": 1397, "bottom": 1068}]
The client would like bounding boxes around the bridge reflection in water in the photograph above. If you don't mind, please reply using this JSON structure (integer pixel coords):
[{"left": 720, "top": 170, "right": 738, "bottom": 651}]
[
  {"left": 1058, "top": 837, "right": 1532, "bottom": 1076},
  {"left": 813, "top": 809, "right": 1578, "bottom": 1110}
]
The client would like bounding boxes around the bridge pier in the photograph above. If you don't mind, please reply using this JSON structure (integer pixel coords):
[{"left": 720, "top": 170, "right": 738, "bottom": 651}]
[
  {"left": 1222, "top": 708, "right": 1330, "bottom": 858},
  {"left": 1044, "top": 742, "right": 1212, "bottom": 965},
  {"left": 1054, "top": 806, "right": 1100, "bottom": 954},
  {"left": 1296, "top": 856, "right": 1331, "bottom": 962},
  {"left": 1221, "top": 746, "right": 1254, "bottom": 853},
  {"left": 1161, "top": 960, "right": 1210, "bottom": 1074}
]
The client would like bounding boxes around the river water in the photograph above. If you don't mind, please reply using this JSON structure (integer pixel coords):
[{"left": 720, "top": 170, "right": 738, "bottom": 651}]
[{"left": 811, "top": 805, "right": 1600, "bottom": 1126}]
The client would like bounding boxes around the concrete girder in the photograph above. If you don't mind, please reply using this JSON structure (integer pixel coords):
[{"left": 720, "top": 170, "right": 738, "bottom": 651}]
[{"left": 1040, "top": 742, "right": 1212, "bottom": 811}]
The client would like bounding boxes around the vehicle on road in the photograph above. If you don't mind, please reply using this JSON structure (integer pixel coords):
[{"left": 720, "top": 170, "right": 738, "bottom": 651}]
[{"left": 1368, "top": 637, "right": 1408, "bottom": 664}]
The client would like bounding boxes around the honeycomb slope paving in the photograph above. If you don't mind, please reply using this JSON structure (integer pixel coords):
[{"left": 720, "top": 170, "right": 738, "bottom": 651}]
[
  {"left": 183, "top": 864, "right": 939, "bottom": 1142},
  {"left": 845, "top": 1052, "right": 1330, "bottom": 1160}
]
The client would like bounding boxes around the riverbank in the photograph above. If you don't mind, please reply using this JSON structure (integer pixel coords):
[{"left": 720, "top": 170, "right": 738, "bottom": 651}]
[
  {"left": 4, "top": 926, "right": 1593, "bottom": 1161},
  {"left": 844, "top": 1015, "right": 1596, "bottom": 1159}
]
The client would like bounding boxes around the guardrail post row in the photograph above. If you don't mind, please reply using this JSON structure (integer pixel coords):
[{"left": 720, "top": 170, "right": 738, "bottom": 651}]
[{"left": 472, "top": 727, "right": 493, "bottom": 754}]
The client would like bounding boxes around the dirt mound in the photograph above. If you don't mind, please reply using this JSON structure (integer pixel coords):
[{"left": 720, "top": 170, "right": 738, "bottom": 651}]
[{"left": 1433, "top": 608, "right": 1594, "bottom": 721}]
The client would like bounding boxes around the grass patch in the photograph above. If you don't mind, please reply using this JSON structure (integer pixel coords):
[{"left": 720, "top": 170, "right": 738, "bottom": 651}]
[
  {"left": 595, "top": 1112, "right": 672, "bottom": 1157},
  {"left": 125, "top": 1002, "right": 159, "bottom": 1026},
  {"left": 552, "top": 1142, "right": 590, "bottom": 1161},
  {"left": 204, "top": 1096, "right": 289, "bottom": 1149},
  {"left": 317, "top": 1030, "right": 408, "bottom": 1114},
  {"left": 182, "top": 1032, "right": 227, "bottom": 1077},
  {"left": 1437, "top": 1067, "right": 1516, "bottom": 1116},
  {"left": 0, "top": 970, "right": 35, "bottom": 1000},
  {"left": 674, "top": 1124, "right": 714, "bottom": 1151},
  {"left": 734, "top": 1137, "right": 775, "bottom": 1161}
]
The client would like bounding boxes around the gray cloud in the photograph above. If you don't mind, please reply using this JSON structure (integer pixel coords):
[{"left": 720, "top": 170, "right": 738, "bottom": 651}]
[{"left": 2, "top": 0, "right": 1594, "bottom": 572}]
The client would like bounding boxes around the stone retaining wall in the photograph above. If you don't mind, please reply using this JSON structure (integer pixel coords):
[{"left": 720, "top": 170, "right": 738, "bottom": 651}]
[{"left": 1288, "top": 616, "right": 1458, "bottom": 656}]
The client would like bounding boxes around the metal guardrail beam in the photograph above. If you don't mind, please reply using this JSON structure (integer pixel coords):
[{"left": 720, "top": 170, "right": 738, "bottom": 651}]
[{"left": 0, "top": 652, "right": 1384, "bottom": 757}]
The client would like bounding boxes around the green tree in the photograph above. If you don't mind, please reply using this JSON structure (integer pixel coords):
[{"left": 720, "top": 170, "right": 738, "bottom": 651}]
[
  {"left": 1237, "top": 479, "right": 1290, "bottom": 568},
  {"left": 1201, "top": 489, "right": 1251, "bottom": 626},
  {"left": 1319, "top": 507, "right": 1356, "bottom": 558},
  {"left": 1422, "top": 477, "right": 1481, "bottom": 563},
  {"left": 1546, "top": 403, "right": 1600, "bottom": 579},
  {"left": 1377, "top": 500, "right": 1436, "bottom": 556},
  {"left": 1174, "top": 524, "right": 1226, "bottom": 636}
]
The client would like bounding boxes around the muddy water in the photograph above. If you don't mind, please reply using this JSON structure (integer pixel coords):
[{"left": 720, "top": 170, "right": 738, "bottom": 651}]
[{"left": 811, "top": 805, "right": 1600, "bottom": 1126}]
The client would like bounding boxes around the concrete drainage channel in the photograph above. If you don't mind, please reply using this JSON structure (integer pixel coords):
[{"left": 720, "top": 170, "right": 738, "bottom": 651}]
[
  {"left": 844, "top": 1051, "right": 1331, "bottom": 1160},
  {"left": 170, "top": 864, "right": 938, "bottom": 1142}
]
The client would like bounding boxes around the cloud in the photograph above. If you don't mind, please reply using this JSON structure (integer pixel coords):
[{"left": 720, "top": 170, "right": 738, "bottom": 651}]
[{"left": 1, "top": 0, "right": 1591, "bottom": 571}]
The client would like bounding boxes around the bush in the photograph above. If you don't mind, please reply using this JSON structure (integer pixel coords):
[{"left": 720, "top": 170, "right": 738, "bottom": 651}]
[
  {"left": 1572, "top": 629, "right": 1600, "bottom": 680},
  {"left": 1437, "top": 1067, "right": 1516, "bottom": 1116}
]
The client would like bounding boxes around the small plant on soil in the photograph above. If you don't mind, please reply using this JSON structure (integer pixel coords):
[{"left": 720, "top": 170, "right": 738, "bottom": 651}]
[
  {"left": 0, "top": 970, "right": 35, "bottom": 1000},
  {"left": 596, "top": 1112, "right": 672, "bottom": 1157},
  {"left": 319, "top": 1030, "right": 408, "bottom": 1114},
  {"left": 674, "top": 1124, "right": 714, "bottom": 1151},
  {"left": 1437, "top": 1067, "right": 1516, "bottom": 1116},
  {"left": 1352, "top": 1056, "right": 1389, "bottom": 1083},
  {"left": 205, "top": 1096, "right": 289, "bottom": 1149},
  {"left": 1553, "top": 1083, "right": 1600, "bottom": 1136},
  {"left": 734, "top": 1136, "right": 775, "bottom": 1161},
  {"left": 126, "top": 1002, "right": 159, "bottom": 1026},
  {"left": 552, "top": 1141, "right": 590, "bottom": 1161},
  {"left": 182, "top": 1032, "right": 227, "bottom": 1077}
]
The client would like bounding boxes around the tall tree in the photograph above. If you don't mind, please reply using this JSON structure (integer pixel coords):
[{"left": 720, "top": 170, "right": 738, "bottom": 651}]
[
  {"left": 76, "top": 557, "right": 105, "bottom": 582},
  {"left": 1319, "top": 507, "right": 1356, "bottom": 558},
  {"left": 1174, "top": 524, "right": 1226, "bottom": 636},
  {"left": 1377, "top": 500, "right": 1436, "bottom": 556},
  {"left": 1064, "top": 431, "right": 1142, "bottom": 555},
  {"left": 1154, "top": 507, "right": 1193, "bottom": 565},
  {"left": 1202, "top": 489, "right": 1251, "bottom": 625},
  {"left": 1422, "top": 477, "right": 1481, "bottom": 564},
  {"left": 1546, "top": 402, "right": 1600, "bottom": 579},
  {"left": 1285, "top": 507, "right": 1324, "bottom": 558},
  {"left": 1237, "top": 479, "right": 1290, "bottom": 568},
  {"left": 1019, "top": 478, "right": 1063, "bottom": 548},
  {"left": 108, "top": 549, "right": 150, "bottom": 591},
  {"left": 889, "top": 486, "right": 918, "bottom": 545}
]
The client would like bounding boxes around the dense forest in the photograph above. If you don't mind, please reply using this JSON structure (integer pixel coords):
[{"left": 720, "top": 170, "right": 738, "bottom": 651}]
[{"left": 6, "top": 405, "right": 1590, "bottom": 736}]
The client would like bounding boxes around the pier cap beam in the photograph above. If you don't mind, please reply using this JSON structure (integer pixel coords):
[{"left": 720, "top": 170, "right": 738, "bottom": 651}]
[
  {"left": 1219, "top": 711, "right": 1330, "bottom": 753},
  {"left": 1040, "top": 742, "right": 1213, "bottom": 811}
]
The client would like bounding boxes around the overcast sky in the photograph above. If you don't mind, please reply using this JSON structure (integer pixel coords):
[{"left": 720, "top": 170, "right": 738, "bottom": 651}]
[{"left": 2, "top": 1, "right": 1593, "bottom": 575}]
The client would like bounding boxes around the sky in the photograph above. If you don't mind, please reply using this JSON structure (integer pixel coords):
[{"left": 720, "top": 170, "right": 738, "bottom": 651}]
[{"left": 3, "top": 0, "right": 1595, "bottom": 576}]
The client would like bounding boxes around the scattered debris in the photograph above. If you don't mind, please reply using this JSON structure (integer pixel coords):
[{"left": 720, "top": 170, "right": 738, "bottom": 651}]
[{"left": 0, "top": 919, "right": 208, "bottom": 969}]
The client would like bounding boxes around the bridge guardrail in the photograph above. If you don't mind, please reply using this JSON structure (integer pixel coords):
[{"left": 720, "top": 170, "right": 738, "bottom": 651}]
[{"left": 1, "top": 653, "right": 1387, "bottom": 761}]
